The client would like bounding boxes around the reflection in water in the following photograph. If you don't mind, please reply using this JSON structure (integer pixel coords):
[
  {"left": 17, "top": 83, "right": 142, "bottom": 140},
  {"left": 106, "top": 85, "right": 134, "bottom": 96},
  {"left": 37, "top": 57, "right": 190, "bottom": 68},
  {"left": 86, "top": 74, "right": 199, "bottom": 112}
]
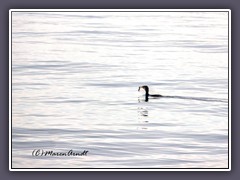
[
  {"left": 137, "top": 107, "right": 149, "bottom": 130},
  {"left": 138, "top": 107, "right": 148, "bottom": 117}
]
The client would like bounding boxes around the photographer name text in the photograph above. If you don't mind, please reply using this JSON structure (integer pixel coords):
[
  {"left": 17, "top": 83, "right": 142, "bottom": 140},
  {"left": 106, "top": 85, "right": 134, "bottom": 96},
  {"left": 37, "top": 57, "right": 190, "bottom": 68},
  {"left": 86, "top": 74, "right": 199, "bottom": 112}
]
[{"left": 32, "top": 149, "right": 88, "bottom": 157}]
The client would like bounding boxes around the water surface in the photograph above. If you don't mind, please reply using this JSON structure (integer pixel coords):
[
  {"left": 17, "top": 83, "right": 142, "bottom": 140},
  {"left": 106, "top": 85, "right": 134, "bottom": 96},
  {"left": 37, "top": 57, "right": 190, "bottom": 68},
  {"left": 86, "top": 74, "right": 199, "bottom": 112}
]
[{"left": 11, "top": 11, "right": 229, "bottom": 169}]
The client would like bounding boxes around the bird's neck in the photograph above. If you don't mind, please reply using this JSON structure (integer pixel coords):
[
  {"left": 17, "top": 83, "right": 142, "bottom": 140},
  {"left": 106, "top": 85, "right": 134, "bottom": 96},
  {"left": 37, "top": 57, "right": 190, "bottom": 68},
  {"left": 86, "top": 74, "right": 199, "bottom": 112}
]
[{"left": 146, "top": 91, "right": 149, "bottom": 96}]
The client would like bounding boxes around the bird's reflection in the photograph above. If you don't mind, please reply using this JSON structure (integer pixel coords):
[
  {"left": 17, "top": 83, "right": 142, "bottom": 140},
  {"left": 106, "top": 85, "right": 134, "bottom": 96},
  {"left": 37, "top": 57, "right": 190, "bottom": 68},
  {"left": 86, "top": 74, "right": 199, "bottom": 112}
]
[
  {"left": 137, "top": 97, "right": 149, "bottom": 117},
  {"left": 137, "top": 107, "right": 149, "bottom": 130},
  {"left": 138, "top": 107, "right": 148, "bottom": 117},
  {"left": 137, "top": 95, "right": 149, "bottom": 130}
]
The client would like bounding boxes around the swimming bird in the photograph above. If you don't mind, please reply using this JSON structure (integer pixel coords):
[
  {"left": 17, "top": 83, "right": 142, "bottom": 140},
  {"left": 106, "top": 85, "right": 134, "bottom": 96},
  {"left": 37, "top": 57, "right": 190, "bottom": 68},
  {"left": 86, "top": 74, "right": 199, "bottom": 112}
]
[{"left": 138, "top": 85, "right": 162, "bottom": 101}]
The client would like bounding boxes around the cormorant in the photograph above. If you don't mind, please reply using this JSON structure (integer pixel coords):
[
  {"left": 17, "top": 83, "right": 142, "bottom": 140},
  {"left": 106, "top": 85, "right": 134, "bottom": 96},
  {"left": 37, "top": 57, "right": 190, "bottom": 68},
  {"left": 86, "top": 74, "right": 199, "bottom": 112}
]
[{"left": 138, "top": 85, "right": 162, "bottom": 101}]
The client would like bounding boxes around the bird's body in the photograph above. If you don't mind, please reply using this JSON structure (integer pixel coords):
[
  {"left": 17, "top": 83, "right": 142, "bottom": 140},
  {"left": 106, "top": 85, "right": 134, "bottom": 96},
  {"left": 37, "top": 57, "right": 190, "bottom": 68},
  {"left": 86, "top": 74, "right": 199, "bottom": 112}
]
[
  {"left": 149, "top": 94, "right": 162, "bottom": 97},
  {"left": 138, "top": 85, "right": 162, "bottom": 101}
]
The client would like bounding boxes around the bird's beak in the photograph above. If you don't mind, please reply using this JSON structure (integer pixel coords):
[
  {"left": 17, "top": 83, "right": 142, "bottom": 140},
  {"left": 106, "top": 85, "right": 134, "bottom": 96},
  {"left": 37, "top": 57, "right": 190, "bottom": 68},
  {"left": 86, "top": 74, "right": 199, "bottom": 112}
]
[{"left": 138, "top": 86, "right": 142, "bottom": 91}]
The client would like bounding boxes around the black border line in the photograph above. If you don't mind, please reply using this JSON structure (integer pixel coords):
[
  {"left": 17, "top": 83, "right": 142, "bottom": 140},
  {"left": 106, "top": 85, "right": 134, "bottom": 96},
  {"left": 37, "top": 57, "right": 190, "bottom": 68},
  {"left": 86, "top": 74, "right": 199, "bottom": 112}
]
[
  {"left": 227, "top": 10, "right": 230, "bottom": 171},
  {"left": 10, "top": 10, "right": 13, "bottom": 171},
  {"left": 10, "top": 9, "right": 231, "bottom": 171},
  {"left": 10, "top": 10, "right": 229, "bottom": 12}
]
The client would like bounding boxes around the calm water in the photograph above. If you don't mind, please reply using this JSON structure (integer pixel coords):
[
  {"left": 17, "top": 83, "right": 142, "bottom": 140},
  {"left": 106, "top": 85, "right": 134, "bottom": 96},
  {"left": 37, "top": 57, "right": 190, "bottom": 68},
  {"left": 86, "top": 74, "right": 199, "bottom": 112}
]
[{"left": 11, "top": 11, "right": 229, "bottom": 169}]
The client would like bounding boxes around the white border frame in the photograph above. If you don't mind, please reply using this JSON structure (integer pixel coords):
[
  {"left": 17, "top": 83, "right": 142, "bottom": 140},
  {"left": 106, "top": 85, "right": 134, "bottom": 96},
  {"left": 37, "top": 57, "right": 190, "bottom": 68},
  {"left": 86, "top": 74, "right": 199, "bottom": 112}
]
[{"left": 9, "top": 9, "right": 231, "bottom": 171}]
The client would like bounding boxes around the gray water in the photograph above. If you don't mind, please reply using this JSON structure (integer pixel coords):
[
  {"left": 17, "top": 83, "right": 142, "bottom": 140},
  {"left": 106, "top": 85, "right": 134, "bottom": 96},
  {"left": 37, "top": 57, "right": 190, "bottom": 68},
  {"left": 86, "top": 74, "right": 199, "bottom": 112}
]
[{"left": 11, "top": 11, "right": 229, "bottom": 169}]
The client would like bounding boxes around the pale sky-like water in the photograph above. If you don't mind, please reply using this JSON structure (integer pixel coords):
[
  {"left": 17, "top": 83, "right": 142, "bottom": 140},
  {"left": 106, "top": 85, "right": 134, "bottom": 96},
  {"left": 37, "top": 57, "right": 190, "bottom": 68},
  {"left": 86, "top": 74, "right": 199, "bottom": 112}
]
[{"left": 11, "top": 10, "right": 229, "bottom": 169}]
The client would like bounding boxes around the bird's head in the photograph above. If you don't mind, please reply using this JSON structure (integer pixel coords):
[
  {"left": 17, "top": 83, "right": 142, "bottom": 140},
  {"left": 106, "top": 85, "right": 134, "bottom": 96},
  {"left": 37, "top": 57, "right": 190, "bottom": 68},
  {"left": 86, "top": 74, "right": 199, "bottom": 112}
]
[{"left": 138, "top": 85, "right": 149, "bottom": 94}]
